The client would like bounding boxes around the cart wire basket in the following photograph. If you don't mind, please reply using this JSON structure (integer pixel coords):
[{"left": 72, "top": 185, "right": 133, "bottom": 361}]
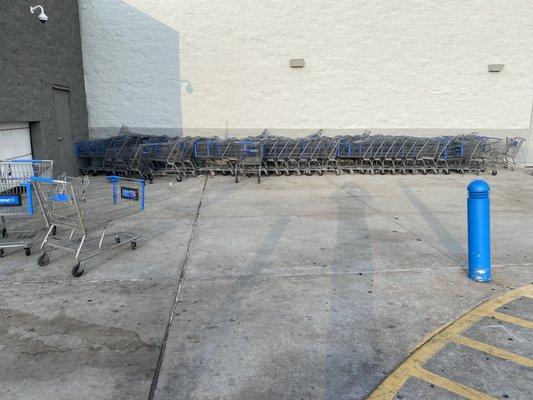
[
  {"left": 31, "top": 175, "right": 145, "bottom": 277},
  {"left": 0, "top": 160, "right": 54, "bottom": 257}
]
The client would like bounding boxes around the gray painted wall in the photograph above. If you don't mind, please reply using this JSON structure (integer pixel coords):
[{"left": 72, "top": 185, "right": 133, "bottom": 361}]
[{"left": 0, "top": 0, "right": 88, "bottom": 175}]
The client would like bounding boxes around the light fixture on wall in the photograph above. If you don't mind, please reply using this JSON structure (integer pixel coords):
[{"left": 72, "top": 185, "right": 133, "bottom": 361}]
[
  {"left": 30, "top": 5, "right": 48, "bottom": 24},
  {"left": 290, "top": 58, "right": 305, "bottom": 68},
  {"left": 488, "top": 64, "right": 504, "bottom": 73}
]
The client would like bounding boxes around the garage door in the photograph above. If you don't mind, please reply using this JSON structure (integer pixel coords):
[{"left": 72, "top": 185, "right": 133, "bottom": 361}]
[{"left": 0, "top": 122, "right": 33, "bottom": 161}]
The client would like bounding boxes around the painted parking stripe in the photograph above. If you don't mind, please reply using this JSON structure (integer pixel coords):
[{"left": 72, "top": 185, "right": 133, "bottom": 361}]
[{"left": 367, "top": 284, "right": 532, "bottom": 400}]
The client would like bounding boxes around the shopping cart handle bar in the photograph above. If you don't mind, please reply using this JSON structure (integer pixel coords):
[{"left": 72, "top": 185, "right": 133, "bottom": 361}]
[{"left": 30, "top": 176, "right": 54, "bottom": 183}]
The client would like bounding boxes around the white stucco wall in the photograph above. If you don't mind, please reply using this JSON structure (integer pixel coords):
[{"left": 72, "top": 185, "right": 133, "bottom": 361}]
[{"left": 79, "top": 0, "right": 533, "bottom": 161}]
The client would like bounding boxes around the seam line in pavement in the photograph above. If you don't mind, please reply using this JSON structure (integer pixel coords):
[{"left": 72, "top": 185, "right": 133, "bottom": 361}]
[
  {"left": 0, "top": 261, "right": 529, "bottom": 286},
  {"left": 147, "top": 175, "right": 208, "bottom": 400},
  {"left": 366, "top": 284, "right": 533, "bottom": 400}
]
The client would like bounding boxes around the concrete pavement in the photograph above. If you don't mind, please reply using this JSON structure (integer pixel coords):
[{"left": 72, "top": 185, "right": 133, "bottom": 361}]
[{"left": 0, "top": 171, "right": 532, "bottom": 399}]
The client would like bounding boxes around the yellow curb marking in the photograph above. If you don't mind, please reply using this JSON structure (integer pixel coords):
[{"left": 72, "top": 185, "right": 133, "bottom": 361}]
[
  {"left": 411, "top": 367, "right": 497, "bottom": 400},
  {"left": 489, "top": 310, "right": 533, "bottom": 330},
  {"left": 452, "top": 335, "right": 533, "bottom": 368},
  {"left": 367, "top": 284, "right": 533, "bottom": 400}
]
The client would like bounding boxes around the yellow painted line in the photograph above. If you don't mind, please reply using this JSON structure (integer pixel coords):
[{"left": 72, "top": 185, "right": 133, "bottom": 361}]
[
  {"left": 411, "top": 367, "right": 498, "bottom": 400},
  {"left": 452, "top": 335, "right": 533, "bottom": 368},
  {"left": 366, "top": 284, "right": 533, "bottom": 400},
  {"left": 488, "top": 310, "right": 533, "bottom": 329}
]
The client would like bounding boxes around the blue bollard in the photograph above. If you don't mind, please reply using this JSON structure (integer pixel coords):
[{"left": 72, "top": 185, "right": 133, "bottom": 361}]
[{"left": 467, "top": 179, "right": 491, "bottom": 282}]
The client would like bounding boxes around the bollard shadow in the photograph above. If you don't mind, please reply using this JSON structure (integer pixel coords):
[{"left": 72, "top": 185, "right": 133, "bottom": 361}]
[{"left": 400, "top": 182, "right": 466, "bottom": 265}]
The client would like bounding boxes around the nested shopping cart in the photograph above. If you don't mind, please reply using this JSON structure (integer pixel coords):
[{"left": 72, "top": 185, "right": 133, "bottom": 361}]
[
  {"left": 0, "top": 160, "right": 54, "bottom": 257},
  {"left": 31, "top": 175, "right": 145, "bottom": 277},
  {"left": 235, "top": 139, "right": 264, "bottom": 183}
]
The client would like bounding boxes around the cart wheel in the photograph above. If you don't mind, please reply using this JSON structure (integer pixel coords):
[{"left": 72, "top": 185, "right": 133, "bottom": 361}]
[
  {"left": 390, "top": 170, "right": 396, "bottom": 175},
  {"left": 24, "top": 247, "right": 31, "bottom": 257},
  {"left": 379, "top": 169, "right": 386, "bottom": 175},
  {"left": 421, "top": 170, "right": 428, "bottom": 175},
  {"left": 131, "top": 241, "right": 137, "bottom": 250},
  {"left": 235, "top": 175, "right": 239, "bottom": 183},
  {"left": 492, "top": 170, "right": 497, "bottom": 176},
  {"left": 0, "top": 249, "right": 4, "bottom": 258},
  {"left": 477, "top": 170, "right": 482, "bottom": 176},
  {"left": 285, "top": 171, "right": 290, "bottom": 176},
  {"left": 369, "top": 170, "right": 375, "bottom": 175},
  {"left": 317, "top": 170, "right": 324, "bottom": 176},
  {"left": 149, "top": 177, "right": 154, "bottom": 184},
  {"left": 335, "top": 170, "right": 340, "bottom": 176},
  {"left": 210, "top": 171, "right": 215, "bottom": 176},
  {"left": 71, "top": 263, "right": 84, "bottom": 277},
  {"left": 1, "top": 228, "right": 6, "bottom": 238},
  {"left": 400, "top": 169, "right": 406, "bottom": 175},
  {"left": 115, "top": 236, "right": 121, "bottom": 244},
  {"left": 410, "top": 169, "right": 417, "bottom": 175},
  {"left": 296, "top": 171, "right": 302, "bottom": 176},
  {"left": 275, "top": 171, "right": 281, "bottom": 176},
  {"left": 444, "top": 169, "right": 450, "bottom": 175},
  {"left": 37, "top": 252, "right": 50, "bottom": 267},
  {"left": 177, "top": 175, "right": 183, "bottom": 182},
  {"left": 51, "top": 226, "right": 57, "bottom": 236},
  {"left": 349, "top": 170, "right": 355, "bottom": 175}
]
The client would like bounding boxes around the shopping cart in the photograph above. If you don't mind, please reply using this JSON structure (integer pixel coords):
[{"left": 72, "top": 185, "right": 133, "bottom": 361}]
[
  {"left": 31, "top": 175, "right": 145, "bottom": 277},
  {"left": 235, "top": 139, "right": 263, "bottom": 183},
  {"left": 0, "top": 160, "right": 54, "bottom": 257}
]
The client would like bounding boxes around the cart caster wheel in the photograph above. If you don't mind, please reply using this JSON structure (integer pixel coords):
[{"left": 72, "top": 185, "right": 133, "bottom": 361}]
[
  {"left": 24, "top": 247, "right": 31, "bottom": 257},
  {"left": 444, "top": 169, "right": 450, "bottom": 175},
  {"left": 210, "top": 171, "right": 215, "bottom": 176},
  {"left": 411, "top": 170, "right": 417, "bottom": 175},
  {"left": 51, "top": 226, "right": 57, "bottom": 236},
  {"left": 477, "top": 170, "right": 483, "bottom": 176},
  {"left": 71, "top": 263, "right": 84, "bottom": 278},
  {"left": 37, "top": 252, "right": 50, "bottom": 267},
  {"left": 131, "top": 241, "right": 137, "bottom": 250},
  {"left": 296, "top": 171, "right": 302, "bottom": 176},
  {"left": 390, "top": 170, "right": 396, "bottom": 175},
  {"left": 305, "top": 170, "right": 311, "bottom": 176},
  {"left": 235, "top": 176, "right": 239, "bottom": 183},
  {"left": 400, "top": 169, "right": 406, "bottom": 175},
  {"left": 369, "top": 170, "right": 375, "bottom": 175},
  {"left": 285, "top": 171, "right": 290, "bottom": 176},
  {"left": 379, "top": 170, "right": 386, "bottom": 175},
  {"left": 317, "top": 170, "right": 324, "bottom": 176},
  {"left": 115, "top": 237, "right": 121, "bottom": 244},
  {"left": 0, "top": 249, "right": 4, "bottom": 258},
  {"left": 275, "top": 171, "right": 281, "bottom": 176},
  {"left": 492, "top": 170, "right": 497, "bottom": 176},
  {"left": 177, "top": 175, "right": 183, "bottom": 182},
  {"left": 349, "top": 170, "right": 355, "bottom": 175},
  {"left": 1, "top": 228, "right": 6, "bottom": 238}
]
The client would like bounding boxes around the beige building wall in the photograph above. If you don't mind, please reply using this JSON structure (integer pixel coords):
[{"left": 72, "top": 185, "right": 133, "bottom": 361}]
[{"left": 79, "top": 0, "right": 533, "bottom": 163}]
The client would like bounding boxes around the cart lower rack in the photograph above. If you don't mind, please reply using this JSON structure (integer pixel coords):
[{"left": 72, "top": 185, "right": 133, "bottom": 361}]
[
  {"left": 32, "top": 175, "right": 145, "bottom": 277},
  {"left": 0, "top": 160, "right": 54, "bottom": 257}
]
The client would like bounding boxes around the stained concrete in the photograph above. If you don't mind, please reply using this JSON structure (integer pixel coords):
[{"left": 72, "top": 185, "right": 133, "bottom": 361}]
[{"left": 0, "top": 171, "right": 532, "bottom": 399}]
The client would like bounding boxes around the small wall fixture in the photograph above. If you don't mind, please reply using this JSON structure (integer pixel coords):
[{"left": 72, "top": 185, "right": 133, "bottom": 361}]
[
  {"left": 488, "top": 64, "right": 504, "bottom": 72},
  {"left": 30, "top": 5, "right": 48, "bottom": 24},
  {"left": 290, "top": 58, "right": 305, "bottom": 68}
]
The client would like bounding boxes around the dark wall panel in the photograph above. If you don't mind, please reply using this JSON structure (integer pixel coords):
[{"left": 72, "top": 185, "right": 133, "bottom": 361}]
[{"left": 0, "top": 0, "right": 88, "bottom": 175}]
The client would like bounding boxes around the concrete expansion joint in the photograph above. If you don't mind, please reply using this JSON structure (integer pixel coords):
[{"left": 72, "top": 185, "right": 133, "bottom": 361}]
[{"left": 148, "top": 175, "right": 208, "bottom": 400}]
